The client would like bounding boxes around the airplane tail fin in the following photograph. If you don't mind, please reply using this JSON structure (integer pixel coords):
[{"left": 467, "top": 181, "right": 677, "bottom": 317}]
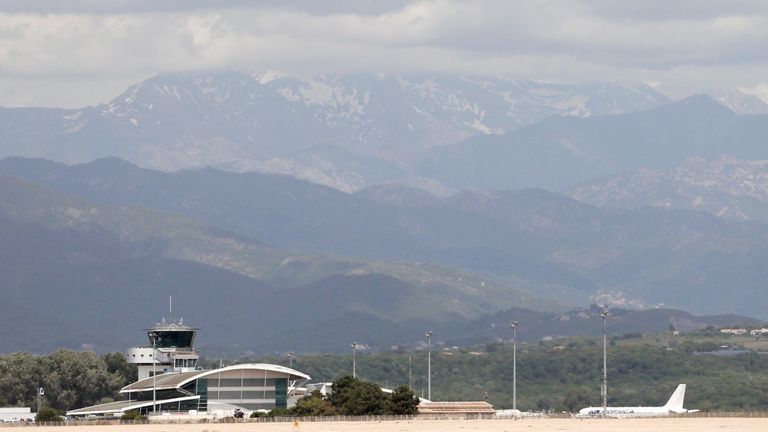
[{"left": 663, "top": 384, "right": 686, "bottom": 411}]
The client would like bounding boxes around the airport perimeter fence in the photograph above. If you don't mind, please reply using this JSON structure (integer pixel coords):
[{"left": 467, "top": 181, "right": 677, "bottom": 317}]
[{"left": 4, "top": 411, "right": 768, "bottom": 427}]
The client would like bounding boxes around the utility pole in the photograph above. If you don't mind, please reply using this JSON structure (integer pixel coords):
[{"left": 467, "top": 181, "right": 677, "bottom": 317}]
[
  {"left": 425, "top": 330, "right": 433, "bottom": 401},
  {"left": 351, "top": 342, "right": 358, "bottom": 378},
  {"left": 408, "top": 354, "right": 413, "bottom": 391},
  {"left": 600, "top": 310, "right": 611, "bottom": 418},
  {"left": 509, "top": 321, "right": 519, "bottom": 410},
  {"left": 150, "top": 332, "right": 158, "bottom": 415},
  {"left": 37, "top": 388, "right": 43, "bottom": 414}
]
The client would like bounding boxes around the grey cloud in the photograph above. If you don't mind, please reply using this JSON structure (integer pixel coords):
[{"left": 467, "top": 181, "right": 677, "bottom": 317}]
[
  {"left": 0, "top": 0, "right": 414, "bottom": 15},
  {"left": 585, "top": 0, "right": 768, "bottom": 21},
  {"left": 0, "top": 0, "right": 767, "bottom": 107}
]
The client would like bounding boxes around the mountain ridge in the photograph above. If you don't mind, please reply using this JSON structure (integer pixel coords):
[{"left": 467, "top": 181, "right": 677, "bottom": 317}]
[
  {"left": 4, "top": 157, "right": 768, "bottom": 319},
  {"left": 0, "top": 72, "right": 671, "bottom": 191},
  {"left": 416, "top": 94, "right": 768, "bottom": 191}
]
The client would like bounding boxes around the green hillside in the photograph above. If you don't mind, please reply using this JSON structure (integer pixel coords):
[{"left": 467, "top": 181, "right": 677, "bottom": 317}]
[{"left": 0, "top": 174, "right": 563, "bottom": 354}]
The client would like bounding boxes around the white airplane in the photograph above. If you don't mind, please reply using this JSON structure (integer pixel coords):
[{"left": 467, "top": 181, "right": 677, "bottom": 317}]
[{"left": 577, "top": 384, "right": 699, "bottom": 417}]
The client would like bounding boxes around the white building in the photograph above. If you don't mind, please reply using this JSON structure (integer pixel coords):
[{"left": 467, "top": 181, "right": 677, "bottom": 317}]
[{"left": 0, "top": 407, "right": 35, "bottom": 423}]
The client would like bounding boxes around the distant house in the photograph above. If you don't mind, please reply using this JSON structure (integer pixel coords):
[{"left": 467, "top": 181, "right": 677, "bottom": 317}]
[
  {"left": 720, "top": 328, "right": 747, "bottom": 335},
  {"left": 750, "top": 328, "right": 768, "bottom": 336}
]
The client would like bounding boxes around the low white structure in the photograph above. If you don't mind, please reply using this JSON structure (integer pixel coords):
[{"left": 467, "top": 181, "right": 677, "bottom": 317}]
[
  {"left": 720, "top": 328, "right": 747, "bottom": 335},
  {"left": 0, "top": 407, "right": 35, "bottom": 423}
]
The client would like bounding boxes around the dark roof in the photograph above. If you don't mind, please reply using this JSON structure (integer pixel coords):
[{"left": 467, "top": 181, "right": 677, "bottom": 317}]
[
  {"left": 66, "top": 396, "right": 199, "bottom": 416},
  {"left": 121, "top": 371, "right": 202, "bottom": 392}
]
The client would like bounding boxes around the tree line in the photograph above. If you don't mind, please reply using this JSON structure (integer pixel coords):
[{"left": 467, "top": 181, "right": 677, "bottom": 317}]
[
  {"left": 0, "top": 350, "right": 136, "bottom": 413},
  {"left": 4, "top": 335, "right": 768, "bottom": 415},
  {"left": 236, "top": 338, "right": 768, "bottom": 411}
]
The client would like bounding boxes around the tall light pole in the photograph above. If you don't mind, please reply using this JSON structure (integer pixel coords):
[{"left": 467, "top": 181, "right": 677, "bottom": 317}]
[
  {"left": 149, "top": 332, "right": 158, "bottom": 415},
  {"left": 351, "top": 342, "right": 358, "bottom": 378},
  {"left": 287, "top": 352, "right": 294, "bottom": 368},
  {"left": 600, "top": 310, "right": 611, "bottom": 418},
  {"left": 425, "top": 330, "right": 433, "bottom": 401},
  {"left": 37, "top": 388, "right": 44, "bottom": 414},
  {"left": 509, "top": 321, "right": 519, "bottom": 410},
  {"left": 408, "top": 354, "right": 413, "bottom": 391}
]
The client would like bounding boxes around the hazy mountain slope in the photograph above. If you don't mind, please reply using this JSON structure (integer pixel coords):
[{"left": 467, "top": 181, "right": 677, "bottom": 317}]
[
  {"left": 0, "top": 72, "right": 668, "bottom": 191},
  {"left": 0, "top": 174, "right": 572, "bottom": 352},
  {"left": 417, "top": 95, "right": 768, "bottom": 191},
  {"left": 572, "top": 156, "right": 768, "bottom": 223},
  {"left": 5, "top": 158, "right": 768, "bottom": 318}
]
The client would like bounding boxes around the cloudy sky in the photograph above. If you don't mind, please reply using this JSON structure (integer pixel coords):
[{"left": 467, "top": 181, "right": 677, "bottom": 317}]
[{"left": 1, "top": 0, "right": 767, "bottom": 107}]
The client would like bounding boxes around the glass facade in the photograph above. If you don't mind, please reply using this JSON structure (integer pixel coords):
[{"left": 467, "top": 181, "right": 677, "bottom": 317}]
[
  {"left": 151, "top": 331, "right": 195, "bottom": 348},
  {"left": 173, "top": 358, "right": 198, "bottom": 368},
  {"left": 197, "top": 375, "right": 289, "bottom": 410},
  {"left": 275, "top": 378, "right": 287, "bottom": 409}
]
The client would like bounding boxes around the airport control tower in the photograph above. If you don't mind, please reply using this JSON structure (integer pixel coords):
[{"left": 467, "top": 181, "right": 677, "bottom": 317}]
[{"left": 125, "top": 315, "right": 200, "bottom": 381}]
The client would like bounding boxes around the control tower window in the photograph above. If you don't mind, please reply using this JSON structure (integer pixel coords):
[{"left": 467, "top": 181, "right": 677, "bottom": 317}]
[{"left": 150, "top": 331, "right": 195, "bottom": 349}]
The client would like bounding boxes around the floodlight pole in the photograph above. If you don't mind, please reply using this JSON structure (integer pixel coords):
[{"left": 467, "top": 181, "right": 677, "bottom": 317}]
[
  {"left": 600, "top": 310, "right": 611, "bottom": 418},
  {"left": 408, "top": 354, "right": 413, "bottom": 390},
  {"left": 425, "top": 330, "right": 433, "bottom": 401},
  {"left": 287, "top": 352, "right": 294, "bottom": 368},
  {"left": 37, "top": 388, "right": 43, "bottom": 414},
  {"left": 150, "top": 332, "right": 158, "bottom": 415},
  {"left": 351, "top": 342, "right": 358, "bottom": 378},
  {"left": 509, "top": 321, "right": 519, "bottom": 410}
]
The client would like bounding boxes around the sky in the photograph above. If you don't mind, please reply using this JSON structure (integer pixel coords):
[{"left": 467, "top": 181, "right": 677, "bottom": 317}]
[{"left": 1, "top": 0, "right": 767, "bottom": 108}]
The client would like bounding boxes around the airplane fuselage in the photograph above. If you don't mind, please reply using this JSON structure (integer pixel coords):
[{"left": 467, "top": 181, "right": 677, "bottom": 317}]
[{"left": 577, "top": 407, "right": 675, "bottom": 417}]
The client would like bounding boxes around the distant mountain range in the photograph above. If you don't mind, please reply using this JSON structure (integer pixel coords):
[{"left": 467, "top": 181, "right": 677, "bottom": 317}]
[
  {"left": 1, "top": 71, "right": 766, "bottom": 194},
  {"left": 0, "top": 171, "right": 569, "bottom": 354},
  {"left": 3, "top": 72, "right": 768, "bottom": 355},
  {"left": 0, "top": 172, "right": 756, "bottom": 354},
  {"left": 572, "top": 156, "right": 768, "bottom": 223},
  {"left": 0, "top": 72, "right": 671, "bottom": 192},
  {"left": 417, "top": 95, "right": 768, "bottom": 191},
  {"left": 3, "top": 157, "right": 768, "bottom": 324}
]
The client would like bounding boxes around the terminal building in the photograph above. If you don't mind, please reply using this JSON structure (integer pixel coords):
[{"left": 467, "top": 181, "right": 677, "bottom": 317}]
[{"left": 67, "top": 318, "right": 310, "bottom": 418}]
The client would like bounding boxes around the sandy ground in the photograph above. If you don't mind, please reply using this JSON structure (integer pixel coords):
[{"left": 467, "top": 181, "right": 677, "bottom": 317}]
[{"left": 23, "top": 418, "right": 768, "bottom": 432}]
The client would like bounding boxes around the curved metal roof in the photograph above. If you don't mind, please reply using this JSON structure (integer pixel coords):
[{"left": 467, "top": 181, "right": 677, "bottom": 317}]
[
  {"left": 176, "top": 363, "right": 311, "bottom": 388},
  {"left": 120, "top": 363, "right": 310, "bottom": 393}
]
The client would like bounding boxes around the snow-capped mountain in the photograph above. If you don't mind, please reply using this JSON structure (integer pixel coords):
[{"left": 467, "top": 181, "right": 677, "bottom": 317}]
[
  {"left": 571, "top": 155, "right": 768, "bottom": 222},
  {"left": 0, "top": 71, "right": 669, "bottom": 191},
  {"left": 712, "top": 89, "right": 768, "bottom": 115}
]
